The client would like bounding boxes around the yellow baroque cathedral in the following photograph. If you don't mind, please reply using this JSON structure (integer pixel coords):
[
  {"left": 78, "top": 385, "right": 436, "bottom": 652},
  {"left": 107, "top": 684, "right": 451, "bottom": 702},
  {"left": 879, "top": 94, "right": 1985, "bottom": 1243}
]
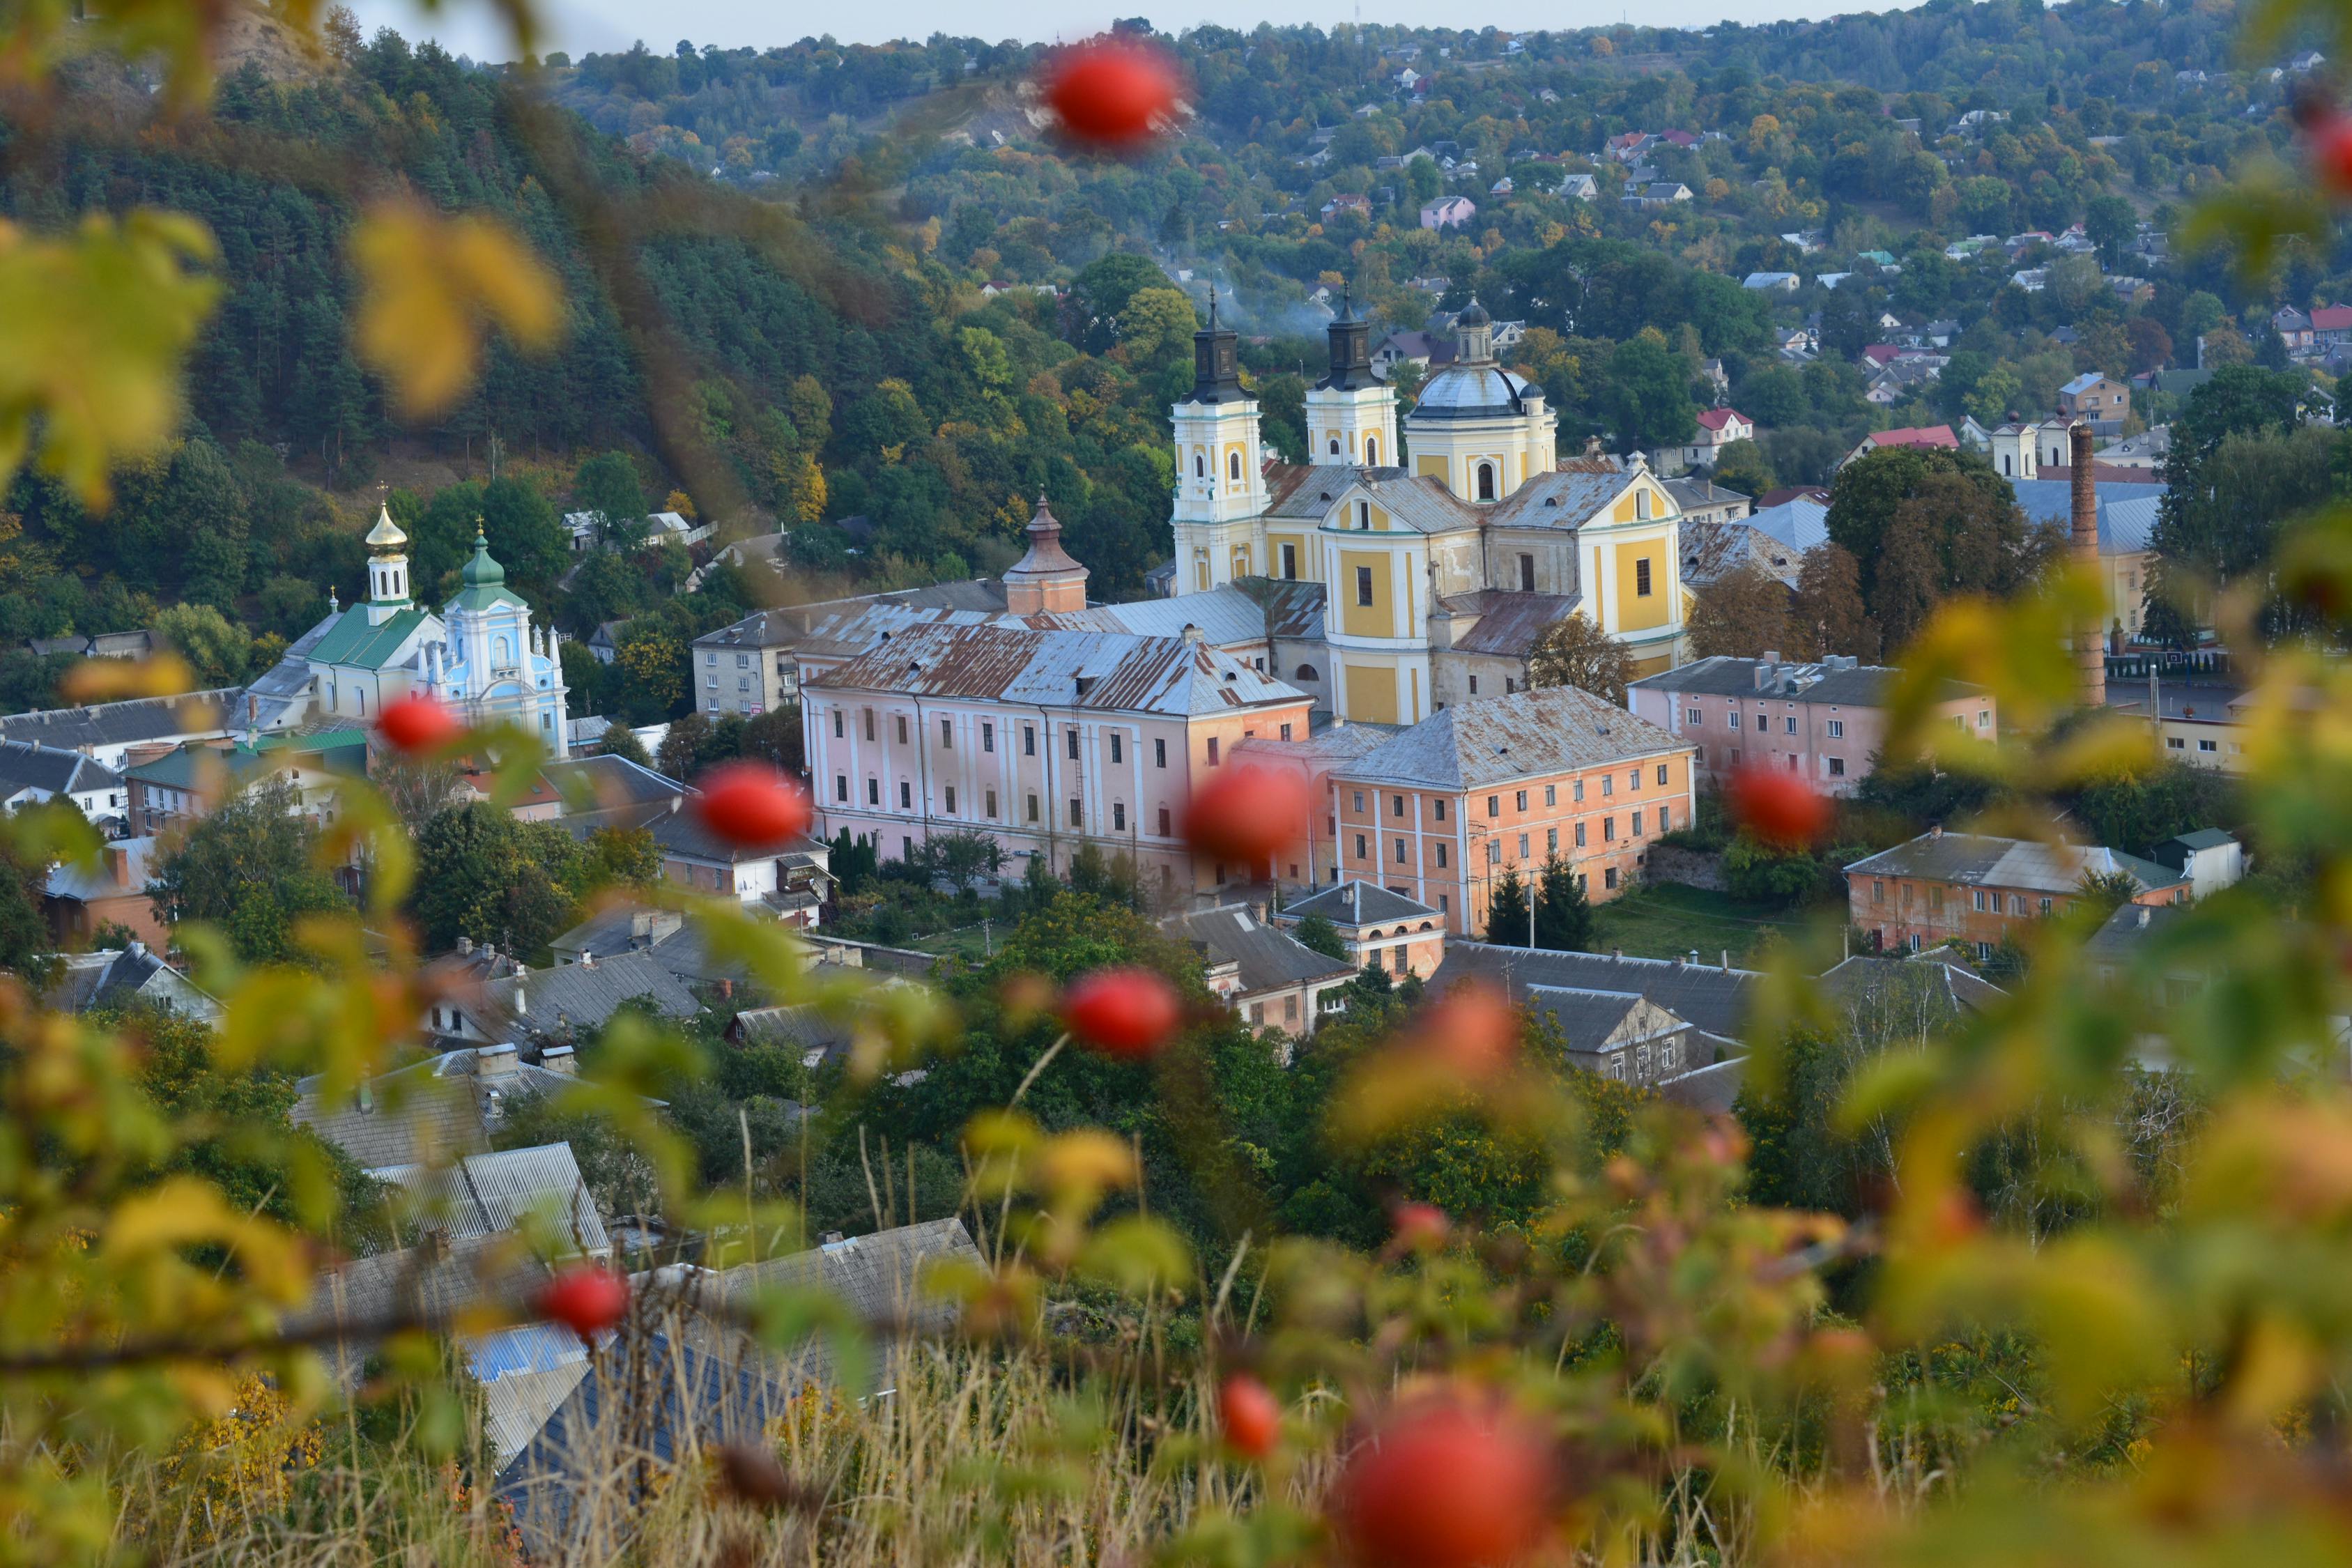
[{"left": 1168, "top": 295, "right": 1687, "bottom": 725}]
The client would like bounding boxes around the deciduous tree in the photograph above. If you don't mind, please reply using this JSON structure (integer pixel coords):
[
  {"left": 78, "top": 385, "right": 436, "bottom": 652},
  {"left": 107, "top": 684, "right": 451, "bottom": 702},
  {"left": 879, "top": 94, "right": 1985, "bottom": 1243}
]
[
  {"left": 1686, "top": 560, "right": 1791, "bottom": 659},
  {"left": 1528, "top": 613, "right": 1632, "bottom": 705}
]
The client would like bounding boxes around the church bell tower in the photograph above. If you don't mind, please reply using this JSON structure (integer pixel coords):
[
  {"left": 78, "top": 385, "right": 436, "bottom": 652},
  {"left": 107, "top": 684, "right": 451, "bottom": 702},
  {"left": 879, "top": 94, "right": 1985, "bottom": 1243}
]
[
  {"left": 1305, "top": 289, "right": 1397, "bottom": 468},
  {"left": 1169, "top": 294, "right": 1269, "bottom": 594},
  {"left": 363, "top": 504, "right": 413, "bottom": 627}
]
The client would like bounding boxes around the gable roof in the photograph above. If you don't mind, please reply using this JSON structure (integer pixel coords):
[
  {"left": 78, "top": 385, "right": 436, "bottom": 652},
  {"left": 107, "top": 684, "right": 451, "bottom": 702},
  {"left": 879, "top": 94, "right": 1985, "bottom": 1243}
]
[
  {"left": 466, "top": 951, "right": 702, "bottom": 1040},
  {"left": 1281, "top": 879, "right": 1441, "bottom": 927},
  {"left": 1334, "top": 686, "right": 1685, "bottom": 792},
  {"left": 1522, "top": 985, "right": 1689, "bottom": 1055},
  {"left": 1166, "top": 904, "right": 1355, "bottom": 997},
  {"left": 1844, "top": 831, "right": 2185, "bottom": 897},
  {"left": 1483, "top": 466, "right": 1648, "bottom": 531},
  {"left": 44, "top": 945, "right": 222, "bottom": 1022},
  {"left": 1433, "top": 940, "right": 1762, "bottom": 1044},
  {"left": 2009, "top": 478, "right": 2163, "bottom": 555},
  {"left": 374, "top": 1142, "right": 610, "bottom": 1254},
  {"left": 307, "top": 605, "right": 433, "bottom": 670},
  {"left": 1863, "top": 424, "right": 1959, "bottom": 452},
  {"left": 291, "top": 1046, "right": 590, "bottom": 1171},
  {"left": 1438, "top": 590, "right": 1584, "bottom": 656},
  {"left": 0, "top": 689, "right": 238, "bottom": 753},
  {"left": 0, "top": 741, "right": 121, "bottom": 797}
]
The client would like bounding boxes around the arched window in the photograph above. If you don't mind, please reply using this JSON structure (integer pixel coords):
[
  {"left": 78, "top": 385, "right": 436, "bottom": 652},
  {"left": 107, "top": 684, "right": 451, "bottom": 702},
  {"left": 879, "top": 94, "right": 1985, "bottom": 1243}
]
[
  {"left": 1328, "top": 437, "right": 1341, "bottom": 456},
  {"left": 1477, "top": 463, "right": 1496, "bottom": 501},
  {"left": 1228, "top": 451, "right": 1243, "bottom": 481},
  {"left": 1365, "top": 437, "right": 1378, "bottom": 465},
  {"left": 1419, "top": 921, "right": 1434, "bottom": 931},
  {"left": 1294, "top": 663, "right": 1319, "bottom": 680},
  {"left": 495, "top": 634, "right": 513, "bottom": 666},
  {"left": 1194, "top": 452, "right": 1206, "bottom": 477}
]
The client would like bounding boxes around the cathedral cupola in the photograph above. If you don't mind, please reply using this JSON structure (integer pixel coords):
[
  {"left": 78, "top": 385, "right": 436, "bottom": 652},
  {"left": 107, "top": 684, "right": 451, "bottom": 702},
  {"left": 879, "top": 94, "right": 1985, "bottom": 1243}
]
[
  {"left": 1453, "top": 296, "right": 1496, "bottom": 364},
  {"left": 1316, "top": 286, "right": 1380, "bottom": 392},
  {"left": 363, "top": 503, "right": 412, "bottom": 626},
  {"left": 1305, "top": 281, "right": 1397, "bottom": 468},
  {"left": 1002, "top": 493, "right": 1091, "bottom": 616}
]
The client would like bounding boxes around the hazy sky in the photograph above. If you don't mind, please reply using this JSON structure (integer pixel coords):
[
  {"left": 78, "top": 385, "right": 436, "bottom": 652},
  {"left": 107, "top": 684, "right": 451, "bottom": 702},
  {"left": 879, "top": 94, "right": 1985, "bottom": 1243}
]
[{"left": 346, "top": 0, "right": 1899, "bottom": 66}]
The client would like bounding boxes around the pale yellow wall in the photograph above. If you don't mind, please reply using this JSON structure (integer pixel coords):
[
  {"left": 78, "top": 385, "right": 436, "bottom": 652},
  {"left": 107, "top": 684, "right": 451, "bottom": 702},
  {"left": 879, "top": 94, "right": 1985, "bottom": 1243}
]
[
  {"left": 1614, "top": 539, "right": 1670, "bottom": 633},
  {"left": 1338, "top": 548, "right": 1397, "bottom": 637},
  {"left": 1344, "top": 662, "right": 1400, "bottom": 723},
  {"left": 1270, "top": 531, "right": 1314, "bottom": 581},
  {"left": 1415, "top": 455, "right": 1448, "bottom": 484}
]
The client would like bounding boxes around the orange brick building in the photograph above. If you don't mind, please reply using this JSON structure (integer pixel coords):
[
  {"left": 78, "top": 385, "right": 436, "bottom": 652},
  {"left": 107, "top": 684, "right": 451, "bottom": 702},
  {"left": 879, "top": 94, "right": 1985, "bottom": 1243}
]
[
  {"left": 1327, "top": 686, "right": 1697, "bottom": 937},
  {"left": 1845, "top": 827, "right": 2188, "bottom": 959}
]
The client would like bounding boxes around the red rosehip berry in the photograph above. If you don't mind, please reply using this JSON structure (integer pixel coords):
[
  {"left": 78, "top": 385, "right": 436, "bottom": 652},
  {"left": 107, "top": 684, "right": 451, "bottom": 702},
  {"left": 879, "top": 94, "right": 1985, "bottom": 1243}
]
[
  {"left": 1042, "top": 40, "right": 1180, "bottom": 151},
  {"left": 1409, "top": 981, "right": 1519, "bottom": 1080},
  {"left": 2302, "top": 102, "right": 2352, "bottom": 196},
  {"left": 536, "top": 1263, "right": 629, "bottom": 1342},
  {"left": 1391, "top": 1201, "right": 1450, "bottom": 1250},
  {"left": 376, "top": 693, "right": 463, "bottom": 755},
  {"left": 1218, "top": 1373, "right": 1282, "bottom": 1459},
  {"left": 1182, "top": 764, "right": 1309, "bottom": 868},
  {"left": 1059, "top": 966, "right": 1183, "bottom": 1060},
  {"left": 1331, "top": 1398, "right": 1555, "bottom": 1568},
  {"left": 694, "top": 762, "right": 813, "bottom": 848},
  {"left": 1725, "top": 764, "right": 1830, "bottom": 849}
]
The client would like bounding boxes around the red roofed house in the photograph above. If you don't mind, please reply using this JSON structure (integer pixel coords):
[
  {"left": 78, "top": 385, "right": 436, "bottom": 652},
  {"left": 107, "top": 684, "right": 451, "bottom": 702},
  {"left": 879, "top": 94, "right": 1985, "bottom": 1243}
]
[
  {"left": 1673, "top": 407, "right": 1757, "bottom": 475},
  {"left": 2313, "top": 304, "right": 2352, "bottom": 348},
  {"left": 1839, "top": 424, "right": 1959, "bottom": 470},
  {"left": 1861, "top": 344, "right": 1901, "bottom": 369}
]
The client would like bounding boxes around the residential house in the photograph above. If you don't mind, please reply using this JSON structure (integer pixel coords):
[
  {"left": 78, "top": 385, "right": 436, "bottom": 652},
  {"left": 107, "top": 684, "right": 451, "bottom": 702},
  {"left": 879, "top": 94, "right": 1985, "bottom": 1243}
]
[
  {"left": 1369, "top": 328, "right": 1459, "bottom": 378},
  {"left": 2101, "top": 670, "right": 2252, "bottom": 773},
  {"left": 1743, "top": 271, "right": 1801, "bottom": 292},
  {"left": 587, "top": 620, "right": 630, "bottom": 665},
  {"left": 1319, "top": 193, "right": 1371, "bottom": 221},
  {"left": 1661, "top": 477, "right": 1753, "bottom": 529},
  {"left": 2151, "top": 829, "right": 2245, "bottom": 900},
  {"left": 2313, "top": 304, "right": 2352, "bottom": 350},
  {"left": 2058, "top": 371, "right": 2132, "bottom": 434},
  {"left": 1556, "top": 171, "right": 1598, "bottom": 199},
  {"left": 1275, "top": 879, "right": 1448, "bottom": 979},
  {"left": 373, "top": 1142, "right": 610, "bottom": 1252},
  {"left": 2009, "top": 475, "right": 2161, "bottom": 636},
  {"left": 1521, "top": 987, "right": 1707, "bottom": 1088},
  {"left": 44, "top": 942, "right": 221, "bottom": 1023},
  {"left": 123, "top": 729, "right": 367, "bottom": 838},
  {"left": 1328, "top": 685, "right": 1697, "bottom": 936},
  {"left": 1676, "top": 494, "right": 1826, "bottom": 590},
  {"left": 423, "top": 949, "right": 702, "bottom": 1049},
  {"left": 648, "top": 807, "right": 832, "bottom": 923},
  {"left": 1165, "top": 903, "right": 1355, "bottom": 1040},
  {"left": 1839, "top": 424, "right": 1959, "bottom": 469},
  {"left": 0, "top": 689, "right": 248, "bottom": 771},
  {"left": 1628, "top": 654, "right": 1994, "bottom": 797},
  {"left": 293, "top": 1043, "right": 587, "bottom": 1172},
  {"left": 804, "top": 620, "right": 1312, "bottom": 899},
  {"left": 1671, "top": 408, "right": 1755, "bottom": 475},
  {"left": 1488, "top": 176, "right": 1514, "bottom": 197},
  {"left": 0, "top": 741, "right": 127, "bottom": 830},
  {"left": 1624, "top": 181, "right": 1693, "bottom": 208},
  {"left": 42, "top": 837, "right": 169, "bottom": 949},
  {"left": 2273, "top": 306, "right": 2315, "bottom": 351},
  {"left": 551, "top": 902, "right": 769, "bottom": 990},
  {"left": 1419, "top": 195, "right": 1476, "bottom": 230},
  {"left": 2097, "top": 425, "right": 2169, "bottom": 472},
  {"left": 1845, "top": 827, "right": 2188, "bottom": 958}
]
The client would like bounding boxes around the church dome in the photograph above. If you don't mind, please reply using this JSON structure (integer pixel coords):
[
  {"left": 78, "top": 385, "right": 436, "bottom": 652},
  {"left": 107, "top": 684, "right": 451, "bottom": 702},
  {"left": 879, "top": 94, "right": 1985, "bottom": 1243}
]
[
  {"left": 364, "top": 503, "right": 408, "bottom": 551},
  {"left": 1456, "top": 296, "right": 1491, "bottom": 328},
  {"left": 1411, "top": 362, "right": 1534, "bottom": 420},
  {"left": 461, "top": 528, "right": 506, "bottom": 587}
]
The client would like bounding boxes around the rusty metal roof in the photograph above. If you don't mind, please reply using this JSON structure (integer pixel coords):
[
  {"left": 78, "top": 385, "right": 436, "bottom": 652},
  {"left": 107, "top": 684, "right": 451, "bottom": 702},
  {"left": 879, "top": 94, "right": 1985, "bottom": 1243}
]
[
  {"left": 1485, "top": 468, "right": 1641, "bottom": 531},
  {"left": 1435, "top": 591, "right": 1583, "bottom": 656},
  {"left": 1334, "top": 684, "right": 1687, "bottom": 790},
  {"left": 808, "top": 622, "right": 1307, "bottom": 717}
]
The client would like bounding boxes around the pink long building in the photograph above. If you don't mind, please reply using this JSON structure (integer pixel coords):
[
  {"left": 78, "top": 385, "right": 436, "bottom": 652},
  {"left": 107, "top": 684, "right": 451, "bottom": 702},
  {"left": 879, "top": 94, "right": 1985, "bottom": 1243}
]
[
  {"left": 801, "top": 619, "right": 1313, "bottom": 898},
  {"left": 1627, "top": 654, "right": 1994, "bottom": 797}
]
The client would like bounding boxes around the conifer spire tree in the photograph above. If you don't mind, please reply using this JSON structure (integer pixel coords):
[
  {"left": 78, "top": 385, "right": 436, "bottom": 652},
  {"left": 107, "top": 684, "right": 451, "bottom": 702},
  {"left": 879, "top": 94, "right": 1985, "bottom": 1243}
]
[{"left": 1486, "top": 866, "right": 1532, "bottom": 946}]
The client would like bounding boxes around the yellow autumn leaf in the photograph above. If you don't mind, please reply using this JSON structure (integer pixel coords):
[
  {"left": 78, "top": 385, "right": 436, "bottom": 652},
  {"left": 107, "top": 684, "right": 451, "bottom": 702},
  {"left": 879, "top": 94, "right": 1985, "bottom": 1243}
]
[
  {"left": 0, "top": 210, "right": 219, "bottom": 507},
  {"left": 351, "top": 203, "right": 563, "bottom": 419},
  {"left": 56, "top": 652, "right": 195, "bottom": 704}
]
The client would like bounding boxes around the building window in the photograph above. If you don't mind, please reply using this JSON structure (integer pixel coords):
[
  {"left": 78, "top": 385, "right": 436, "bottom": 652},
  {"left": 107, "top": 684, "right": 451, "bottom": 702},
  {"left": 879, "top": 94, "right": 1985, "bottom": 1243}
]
[
  {"left": 1603, "top": 817, "right": 1615, "bottom": 842},
  {"left": 1027, "top": 793, "right": 1040, "bottom": 822},
  {"left": 1515, "top": 790, "right": 1529, "bottom": 811},
  {"left": 867, "top": 778, "right": 879, "bottom": 805},
  {"left": 1392, "top": 794, "right": 1406, "bottom": 817},
  {"left": 2167, "top": 737, "right": 2185, "bottom": 750},
  {"left": 2199, "top": 739, "right": 2218, "bottom": 753},
  {"left": 835, "top": 774, "right": 848, "bottom": 801},
  {"left": 1546, "top": 827, "right": 1559, "bottom": 852},
  {"left": 738, "top": 677, "right": 749, "bottom": 692},
  {"left": 895, "top": 715, "right": 909, "bottom": 744},
  {"left": 1604, "top": 867, "right": 1620, "bottom": 889},
  {"left": 1436, "top": 842, "right": 1448, "bottom": 868},
  {"left": 2040, "top": 896, "right": 2056, "bottom": 916},
  {"left": 1628, "top": 769, "right": 1640, "bottom": 792},
  {"left": 1635, "top": 558, "right": 1652, "bottom": 596},
  {"left": 1686, "top": 706, "right": 1702, "bottom": 725},
  {"left": 1978, "top": 710, "right": 1992, "bottom": 729},
  {"left": 898, "top": 781, "right": 912, "bottom": 809},
  {"left": 982, "top": 721, "right": 994, "bottom": 753},
  {"left": 1229, "top": 451, "right": 1243, "bottom": 480},
  {"left": 1282, "top": 543, "right": 1298, "bottom": 578},
  {"left": 1357, "top": 834, "right": 1369, "bottom": 859},
  {"left": 1601, "top": 774, "right": 1613, "bottom": 797},
  {"left": 1518, "top": 553, "right": 1535, "bottom": 591},
  {"left": 1468, "top": 675, "right": 1478, "bottom": 695},
  {"left": 1114, "top": 803, "right": 1127, "bottom": 831},
  {"left": 1477, "top": 462, "right": 1496, "bottom": 501},
  {"left": 939, "top": 717, "right": 954, "bottom": 748},
  {"left": 1366, "top": 437, "right": 1379, "bottom": 464},
  {"left": 1356, "top": 500, "right": 1371, "bottom": 530},
  {"left": 1434, "top": 799, "right": 1447, "bottom": 821},
  {"left": 863, "top": 708, "right": 876, "bottom": 741},
  {"left": 1574, "top": 822, "right": 1587, "bottom": 847},
  {"left": 1873, "top": 879, "right": 1884, "bottom": 904},
  {"left": 1110, "top": 733, "right": 1124, "bottom": 764},
  {"left": 1487, "top": 794, "right": 1500, "bottom": 817},
  {"left": 1195, "top": 453, "right": 1206, "bottom": 477},
  {"left": 944, "top": 785, "right": 958, "bottom": 814},
  {"left": 1395, "top": 838, "right": 1408, "bottom": 863},
  {"left": 1658, "top": 804, "right": 1671, "bottom": 831},
  {"left": 736, "top": 653, "right": 749, "bottom": 669},
  {"left": 985, "top": 789, "right": 998, "bottom": 818},
  {"left": 1157, "top": 807, "right": 1171, "bottom": 836},
  {"left": 1784, "top": 716, "right": 1797, "bottom": 735},
  {"left": 832, "top": 709, "right": 845, "bottom": 738},
  {"left": 1729, "top": 712, "right": 1741, "bottom": 730},
  {"left": 1631, "top": 809, "right": 1645, "bottom": 835},
  {"left": 1827, "top": 719, "right": 1845, "bottom": 738},
  {"left": 1207, "top": 737, "right": 1221, "bottom": 766},
  {"left": 1023, "top": 725, "right": 1036, "bottom": 756},
  {"left": 1355, "top": 566, "right": 1375, "bottom": 606},
  {"left": 1069, "top": 799, "right": 1083, "bottom": 827},
  {"left": 1486, "top": 840, "right": 1500, "bottom": 864},
  {"left": 1517, "top": 833, "right": 1530, "bottom": 858}
]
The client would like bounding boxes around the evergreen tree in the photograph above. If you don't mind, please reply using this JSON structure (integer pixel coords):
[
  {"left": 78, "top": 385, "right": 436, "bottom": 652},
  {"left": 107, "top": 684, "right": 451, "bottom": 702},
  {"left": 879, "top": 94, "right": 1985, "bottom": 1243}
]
[
  {"left": 1534, "top": 855, "right": 1593, "bottom": 952},
  {"left": 1486, "top": 866, "right": 1532, "bottom": 946},
  {"left": 1293, "top": 912, "right": 1349, "bottom": 962}
]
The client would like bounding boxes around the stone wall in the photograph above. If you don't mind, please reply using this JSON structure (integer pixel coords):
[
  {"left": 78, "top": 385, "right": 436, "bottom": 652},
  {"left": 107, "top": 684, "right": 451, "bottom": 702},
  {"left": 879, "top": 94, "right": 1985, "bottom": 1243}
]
[{"left": 1645, "top": 845, "right": 1725, "bottom": 891}]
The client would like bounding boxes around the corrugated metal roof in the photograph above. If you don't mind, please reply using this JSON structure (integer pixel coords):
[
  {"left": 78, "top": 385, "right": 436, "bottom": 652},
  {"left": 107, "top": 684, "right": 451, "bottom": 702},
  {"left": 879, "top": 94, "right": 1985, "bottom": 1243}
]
[
  {"left": 1843, "top": 831, "right": 2185, "bottom": 896},
  {"left": 1434, "top": 940, "right": 1760, "bottom": 1044},
  {"left": 1523, "top": 985, "right": 1654, "bottom": 1054},
  {"left": 0, "top": 690, "right": 237, "bottom": 751},
  {"left": 308, "top": 606, "right": 433, "bottom": 670},
  {"left": 374, "top": 1142, "right": 611, "bottom": 1254},
  {"left": 472, "top": 951, "right": 701, "bottom": 1038},
  {"left": 1745, "top": 497, "right": 1831, "bottom": 553},
  {"left": 1438, "top": 591, "right": 1582, "bottom": 656},
  {"left": 1281, "top": 879, "right": 1439, "bottom": 926},
  {"left": 2010, "top": 478, "right": 2162, "bottom": 555},
  {"left": 1165, "top": 905, "right": 1355, "bottom": 996},
  {"left": 808, "top": 622, "right": 1307, "bottom": 717},
  {"left": 1050, "top": 585, "right": 1270, "bottom": 647},
  {"left": 1238, "top": 576, "right": 1330, "bottom": 638},
  {"left": 1484, "top": 468, "right": 1640, "bottom": 531},
  {"left": 1335, "top": 685, "right": 1684, "bottom": 791}
]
